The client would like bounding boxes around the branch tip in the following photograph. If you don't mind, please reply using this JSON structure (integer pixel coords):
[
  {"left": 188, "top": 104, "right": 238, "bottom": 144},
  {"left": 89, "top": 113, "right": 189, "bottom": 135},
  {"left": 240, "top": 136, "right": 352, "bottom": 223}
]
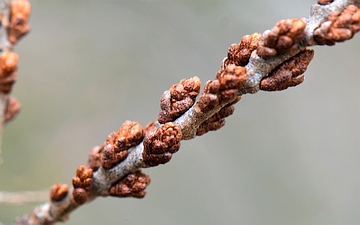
[{"left": 9, "top": 0, "right": 360, "bottom": 223}]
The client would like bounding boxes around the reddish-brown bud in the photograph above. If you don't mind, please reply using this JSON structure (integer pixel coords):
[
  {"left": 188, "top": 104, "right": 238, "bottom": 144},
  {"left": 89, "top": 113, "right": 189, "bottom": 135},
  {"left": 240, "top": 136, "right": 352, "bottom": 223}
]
[
  {"left": 50, "top": 183, "right": 69, "bottom": 202},
  {"left": 314, "top": 5, "right": 360, "bottom": 45},
  {"left": 109, "top": 170, "right": 151, "bottom": 198},
  {"left": 197, "top": 81, "right": 219, "bottom": 112},
  {"left": 101, "top": 121, "right": 144, "bottom": 169},
  {"left": 101, "top": 140, "right": 127, "bottom": 170},
  {"left": 158, "top": 77, "right": 201, "bottom": 123},
  {"left": 116, "top": 120, "right": 144, "bottom": 150},
  {"left": 0, "top": 52, "right": 18, "bottom": 94},
  {"left": 4, "top": 96, "right": 21, "bottom": 123},
  {"left": 223, "top": 43, "right": 238, "bottom": 68},
  {"left": 75, "top": 166, "right": 93, "bottom": 181},
  {"left": 224, "top": 33, "right": 261, "bottom": 68},
  {"left": 318, "top": 0, "right": 334, "bottom": 5},
  {"left": 1, "top": 52, "right": 18, "bottom": 77},
  {"left": 260, "top": 49, "right": 314, "bottom": 91},
  {"left": 72, "top": 188, "right": 87, "bottom": 205},
  {"left": 72, "top": 166, "right": 93, "bottom": 205},
  {"left": 87, "top": 145, "right": 103, "bottom": 172},
  {"left": 142, "top": 122, "right": 182, "bottom": 167},
  {"left": 196, "top": 101, "right": 238, "bottom": 136},
  {"left": 144, "top": 121, "right": 157, "bottom": 136},
  {"left": 257, "top": 18, "right": 306, "bottom": 59},
  {"left": 8, "top": 0, "right": 31, "bottom": 44},
  {"left": 198, "top": 65, "right": 246, "bottom": 113}
]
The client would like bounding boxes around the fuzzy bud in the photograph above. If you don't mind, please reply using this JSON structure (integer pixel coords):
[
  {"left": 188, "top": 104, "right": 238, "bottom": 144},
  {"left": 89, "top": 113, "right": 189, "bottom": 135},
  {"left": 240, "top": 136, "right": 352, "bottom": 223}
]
[
  {"left": 223, "top": 32, "right": 261, "bottom": 68},
  {"left": 0, "top": 52, "right": 18, "bottom": 94},
  {"left": 197, "top": 98, "right": 239, "bottom": 136},
  {"left": 257, "top": 18, "right": 306, "bottom": 59},
  {"left": 4, "top": 96, "right": 21, "bottom": 123},
  {"left": 50, "top": 183, "right": 69, "bottom": 202},
  {"left": 158, "top": 77, "right": 201, "bottom": 123},
  {"left": 260, "top": 49, "right": 314, "bottom": 91},
  {"left": 8, "top": 0, "right": 31, "bottom": 44},
  {"left": 72, "top": 188, "right": 87, "bottom": 205},
  {"left": 142, "top": 122, "right": 182, "bottom": 167},
  {"left": 87, "top": 145, "right": 103, "bottom": 172},
  {"left": 318, "top": 0, "right": 334, "bottom": 5},
  {"left": 101, "top": 121, "right": 144, "bottom": 169},
  {"left": 144, "top": 121, "right": 157, "bottom": 136},
  {"left": 109, "top": 170, "right": 151, "bottom": 198},
  {"left": 198, "top": 65, "right": 246, "bottom": 113},
  {"left": 314, "top": 5, "right": 360, "bottom": 45},
  {"left": 72, "top": 166, "right": 93, "bottom": 205}
]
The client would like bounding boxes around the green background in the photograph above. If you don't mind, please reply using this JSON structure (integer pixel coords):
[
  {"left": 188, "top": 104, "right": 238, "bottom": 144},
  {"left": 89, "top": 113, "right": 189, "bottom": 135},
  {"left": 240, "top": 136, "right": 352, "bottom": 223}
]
[{"left": 0, "top": 0, "right": 359, "bottom": 224}]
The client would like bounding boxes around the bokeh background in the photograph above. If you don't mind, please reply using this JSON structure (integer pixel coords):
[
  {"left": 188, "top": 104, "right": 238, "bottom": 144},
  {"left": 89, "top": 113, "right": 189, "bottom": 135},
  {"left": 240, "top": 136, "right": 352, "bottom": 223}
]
[{"left": 0, "top": 0, "right": 359, "bottom": 224}]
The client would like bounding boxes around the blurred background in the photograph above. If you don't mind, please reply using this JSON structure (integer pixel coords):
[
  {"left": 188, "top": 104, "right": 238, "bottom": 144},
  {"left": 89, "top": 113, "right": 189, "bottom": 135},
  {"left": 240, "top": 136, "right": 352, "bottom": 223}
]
[{"left": 0, "top": 0, "right": 359, "bottom": 224}]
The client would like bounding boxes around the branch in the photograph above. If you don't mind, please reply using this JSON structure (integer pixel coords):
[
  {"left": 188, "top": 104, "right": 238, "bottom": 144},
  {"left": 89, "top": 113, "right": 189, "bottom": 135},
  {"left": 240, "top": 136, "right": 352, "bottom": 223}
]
[
  {"left": 0, "top": 0, "right": 29, "bottom": 163},
  {"left": 0, "top": 190, "right": 48, "bottom": 204},
  {"left": 11, "top": 0, "right": 360, "bottom": 224}
]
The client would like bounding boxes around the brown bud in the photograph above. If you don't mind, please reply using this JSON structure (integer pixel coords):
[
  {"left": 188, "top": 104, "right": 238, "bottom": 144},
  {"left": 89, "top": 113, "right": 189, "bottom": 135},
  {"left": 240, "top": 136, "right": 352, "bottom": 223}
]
[
  {"left": 158, "top": 77, "right": 201, "bottom": 123},
  {"left": 142, "top": 122, "right": 182, "bottom": 167},
  {"left": 197, "top": 80, "right": 219, "bottom": 112},
  {"left": 144, "top": 121, "right": 157, "bottom": 136},
  {"left": 0, "top": 52, "right": 18, "bottom": 94},
  {"left": 1, "top": 52, "right": 18, "bottom": 77},
  {"left": 314, "top": 5, "right": 360, "bottom": 45},
  {"left": 196, "top": 101, "right": 238, "bottom": 136},
  {"left": 72, "top": 177, "right": 82, "bottom": 189},
  {"left": 4, "top": 96, "right": 21, "bottom": 123},
  {"left": 198, "top": 65, "right": 246, "bottom": 113},
  {"left": 72, "top": 188, "right": 87, "bottom": 205},
  {"left": 223, "top": 43, "right": 238, "bottom": 67},
  {"left": 260, "top": 49, "right": 314, "bottom": 91},
  {"left": 216, "top": 65, "right": 247, "bottom": 90},
  {"left": 101, "top": 121, "right": 144, "bottom": 169},
  {"left": 101, "top": 140, "right": 127, "bottom": 170},
  {"left": 72, "top": 166, "right": 93, "bottom": 204},
  {"left": 318, "top": 0, "right": 334, "bottom": 5},
  {"left": 8, "top": 0, "right": 31, "bottom": 44},
  {"left": 50, "top": 183, "right": 69, "bottom": 202},
  {"left": 86, "top": 145, "right": 103, "bottom": 171},
  {"left": 224, "top": 33, "right": 261, "bottom": 67},
  {"left": 75, "top": 165, "right": 93, "bottom": 181},
  {"left": 256, "top": 46, "right": 277, "bottom": 59},
  {"left": 257, "top": 18, "right": 306, "bottom": 59},
  {"left": 116, "top": 120, "right": 144, "bottom": 150},
  {"left": 109, "top": 170, "right": 151, "bottom": 198}
]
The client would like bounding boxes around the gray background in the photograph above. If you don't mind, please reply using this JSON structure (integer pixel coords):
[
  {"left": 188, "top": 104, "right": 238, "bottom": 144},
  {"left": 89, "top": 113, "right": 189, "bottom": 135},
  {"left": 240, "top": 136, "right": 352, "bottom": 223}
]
[{"left": 0, "top": 0, "right": 359, "bottom": 224}]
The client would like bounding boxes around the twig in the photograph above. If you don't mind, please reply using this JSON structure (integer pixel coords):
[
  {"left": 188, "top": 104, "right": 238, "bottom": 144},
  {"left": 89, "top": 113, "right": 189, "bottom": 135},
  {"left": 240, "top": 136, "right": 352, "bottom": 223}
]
[
  {"left": 0, "top": 0, "right": 29, "bottom": 164},
  {"left": 8, "top": 0, "right": 360, "bottom": 224},
  {"left": 0, "top": 1, "right": 31, "bottom": 217},
  {"left": 0, "top": 190, "right": 48, "bottom": 204}
]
